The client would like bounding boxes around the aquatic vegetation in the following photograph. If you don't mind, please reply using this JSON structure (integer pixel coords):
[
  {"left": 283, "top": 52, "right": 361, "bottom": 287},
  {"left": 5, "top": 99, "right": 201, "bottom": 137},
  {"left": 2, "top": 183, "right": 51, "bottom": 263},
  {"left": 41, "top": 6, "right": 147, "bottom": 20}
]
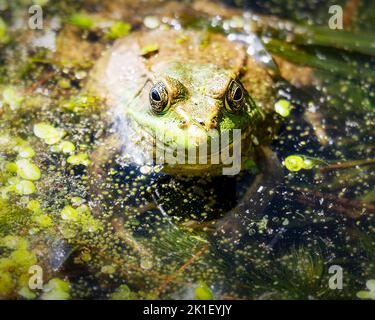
[
  {"left": 67, "top": 13, "right": 95, "bottom": 30},
  {"left": 50, "top": 141, "right": 75, "bottom": 154},
  {"left": 60, "top": 95, "right": 100, "bottom": 114},
  {"left": 195, "top": 282, "right": 214, "bottom": 300},
  {"left": 15, "top": 159, "right": 41, "bottom": 181},
  {"left": 357, "top": 280, "right": 375, "bottom": 300},
  {"left": 140, "top": 44, "right": 159, "bottom": 56},
  {"left": 284, "top": 155, "right": 310, "bottom": 172},
  {"left": 67, "top": 153, "right": 91, "bottom": 166},
  {"left": 14, "top": 180, "right": 36, "bottom": 195},
  {"left": 1, "top": 86, "right": 24, "bottom": 110},
  {"left": 0, "top": 236, "right": 37, "bottom": 299},
  {"left": 0, "top": 0, "right": 373, "bottom": 301},
  {"left": 41, "top": 278, "right": 70, "bottom": 300},
  {"left": 110, "top": 284, "right": 140, "bottom": 300},
  {"left": 0, "top": 17, "right": 9, "bottom": 45},
  {"left": 106, "top": 22, "right": 132, "bottom": 40},
  {"left": 274, "top": 99, "right": 292, "bottom": 117},
  {"left": 33, "top": 123, "right": 66, "bottom": 145}
]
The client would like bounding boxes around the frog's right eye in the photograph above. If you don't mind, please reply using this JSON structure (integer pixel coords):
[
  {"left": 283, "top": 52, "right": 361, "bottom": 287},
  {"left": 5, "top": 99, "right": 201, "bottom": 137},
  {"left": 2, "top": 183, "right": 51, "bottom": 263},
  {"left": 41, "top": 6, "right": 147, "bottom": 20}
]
[{"left": 149, "top": 82, "right": 169, "bottom": 114}]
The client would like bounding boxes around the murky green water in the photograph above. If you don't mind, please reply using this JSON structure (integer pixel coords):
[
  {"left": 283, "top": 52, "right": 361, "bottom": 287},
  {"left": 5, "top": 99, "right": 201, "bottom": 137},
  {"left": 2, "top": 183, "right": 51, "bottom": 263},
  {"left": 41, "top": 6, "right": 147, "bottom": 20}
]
[{"left": 0, "top": 0, "right": 374, "bottom": 300}]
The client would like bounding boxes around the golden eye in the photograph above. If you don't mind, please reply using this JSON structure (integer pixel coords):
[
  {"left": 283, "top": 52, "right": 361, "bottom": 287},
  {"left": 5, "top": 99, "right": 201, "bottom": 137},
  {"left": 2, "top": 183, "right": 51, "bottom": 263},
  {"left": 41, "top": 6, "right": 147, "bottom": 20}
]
[
  {"left": 149, "top": 82, "right": 169, "bottom": 114},
  {"left": 225, "top": 80, "right": 244, "bottom": 113}
]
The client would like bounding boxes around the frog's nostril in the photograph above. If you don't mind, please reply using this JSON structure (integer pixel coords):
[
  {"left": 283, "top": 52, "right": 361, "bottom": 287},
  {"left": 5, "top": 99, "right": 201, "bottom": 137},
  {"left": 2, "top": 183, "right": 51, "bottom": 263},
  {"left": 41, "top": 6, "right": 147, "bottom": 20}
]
[{"left": 178, "top": 119, "right": 188, "bottom": 128}]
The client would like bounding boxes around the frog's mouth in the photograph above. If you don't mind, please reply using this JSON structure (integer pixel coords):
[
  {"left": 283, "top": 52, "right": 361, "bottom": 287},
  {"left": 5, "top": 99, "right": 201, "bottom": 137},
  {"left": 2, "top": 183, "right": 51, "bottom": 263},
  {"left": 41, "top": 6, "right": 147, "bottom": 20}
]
[
  {"left": 149, "top": 125, "right": 252, "bottom": 176},
  {"left": 117, "top": 108, "right": 252, "bottom": 175}
]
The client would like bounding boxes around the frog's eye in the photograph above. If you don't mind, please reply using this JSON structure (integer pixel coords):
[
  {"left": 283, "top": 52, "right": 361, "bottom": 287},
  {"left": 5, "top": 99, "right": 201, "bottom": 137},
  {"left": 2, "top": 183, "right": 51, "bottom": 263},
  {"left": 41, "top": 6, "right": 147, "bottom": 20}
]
[
  {"left": 149, "top": 82, "right": 169, "bottom": 114},
  {"left": 225, "top": 80, "right": 244, "bottom": 113}
]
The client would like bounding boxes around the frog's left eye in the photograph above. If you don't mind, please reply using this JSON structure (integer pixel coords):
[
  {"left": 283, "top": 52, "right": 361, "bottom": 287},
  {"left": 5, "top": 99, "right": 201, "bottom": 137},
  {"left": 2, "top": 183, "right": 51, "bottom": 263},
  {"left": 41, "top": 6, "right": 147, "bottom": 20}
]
[
  {"left": 225, "top": 80, "right": 244, "bottom": 113},
  {"left": 149, "top": 82, "right": 170, "bottom": 114}
]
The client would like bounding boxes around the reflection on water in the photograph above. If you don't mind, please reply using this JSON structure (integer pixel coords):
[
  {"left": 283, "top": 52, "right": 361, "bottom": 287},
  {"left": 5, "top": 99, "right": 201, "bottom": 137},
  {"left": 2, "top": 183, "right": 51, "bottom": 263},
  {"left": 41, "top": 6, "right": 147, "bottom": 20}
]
[{"left": 0, "top": 0, "right": 374, "bottom": 300}]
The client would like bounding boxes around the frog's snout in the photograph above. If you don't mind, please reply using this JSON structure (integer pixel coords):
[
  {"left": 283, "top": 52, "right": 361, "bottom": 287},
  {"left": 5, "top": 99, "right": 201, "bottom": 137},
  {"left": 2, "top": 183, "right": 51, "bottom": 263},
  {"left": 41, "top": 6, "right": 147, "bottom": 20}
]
[
  {"left": 176, "top": 106, "right": 219, "bottom": 131},
  {"left": 178, "top": 115, "right": 218, "bottom": 132},
  {"left": 193, "top": 115, "right": 218, "bottom": 131}
]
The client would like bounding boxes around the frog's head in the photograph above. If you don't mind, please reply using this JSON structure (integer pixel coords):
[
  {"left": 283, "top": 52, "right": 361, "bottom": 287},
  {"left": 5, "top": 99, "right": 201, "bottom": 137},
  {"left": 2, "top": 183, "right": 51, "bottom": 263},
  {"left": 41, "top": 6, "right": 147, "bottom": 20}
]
[{"left": 127, "top": 61, "right": 263, "bottom": 175}]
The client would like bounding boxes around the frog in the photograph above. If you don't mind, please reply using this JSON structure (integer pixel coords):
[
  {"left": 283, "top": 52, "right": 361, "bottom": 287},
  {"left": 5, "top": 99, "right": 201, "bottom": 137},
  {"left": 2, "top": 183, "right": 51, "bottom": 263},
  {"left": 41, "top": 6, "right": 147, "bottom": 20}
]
[
  {"left": 82, "top": 26, "right": 292, "bottom": 248},
  {"left": 86, "top": 28, "right": 279, "bottom": 177}
]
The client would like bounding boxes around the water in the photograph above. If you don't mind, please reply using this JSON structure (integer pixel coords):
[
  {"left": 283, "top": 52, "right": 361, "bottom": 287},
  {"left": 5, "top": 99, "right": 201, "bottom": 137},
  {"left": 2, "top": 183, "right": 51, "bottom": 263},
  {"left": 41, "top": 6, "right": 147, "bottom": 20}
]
[{"left": 0, "top": 0, "right": 374, "bottom": 300}]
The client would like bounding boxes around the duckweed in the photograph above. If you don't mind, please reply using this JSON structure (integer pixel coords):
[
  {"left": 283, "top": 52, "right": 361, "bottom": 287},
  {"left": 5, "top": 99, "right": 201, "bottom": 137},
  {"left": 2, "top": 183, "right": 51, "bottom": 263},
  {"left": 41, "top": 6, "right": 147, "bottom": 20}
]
[
  {"left": 15, "top": 159, "right": 41, "bottom": 181},
  {"left": 67, "top": 153, "right": 91, "bottom": 166},
  {"left": 284, "top": 155, "right": 321, "bottom": 171},
  {"left": 61, "top": 205, "right": 79, "bottom": 221},
  {"left": 357, "top": 280, "right": 375, "bottom": 300},
  {"left": 194, "top": 282, "right": 214, "bottom": 300},
  {"left": 2, "top": 86, "right": 24, "bottom": 110},
  {"left": 0, "top": 272, "right": 13, "bottom": 297},
  {"left": 5, "top": 162, "right": 17, "bottom": 173},
  {"left": 27, "top": 200, "right": 41, "bottom": 212},
  {"left": 274, "top": 99, "right": 292, "bottom": 117},
  {"left": 284, "top": 155, "right": 306, "bottom": 172},
  {"left": 16, "top": 145, "right": 35, "bottom": 158},
  {"left": 67, "top": 13, "right": 95, "bottom": 30},
  {"left": 33, "top": 123, "right": 66, "bottom": 145},
  {"left": 1, "top": 235, "right": 28, "bottom": 250},
  {"left": 60, "top": 204, "right": 102, "bottom": 233},
  {"left": 140, "top": 44, "right": 159, "bottom": 56},
  {"left": 0, "top": 242, "right": 39, "bottom": 298},
  {"left": 18, "top": 287, "right": 37, "bottom": 300},
  {"left": 51, "top": 141, "right": 75, "bottom": 154},
  {"left": 61, "top": 95, "right": 99, "bottom": 113},
  {"left": 32, "top": 214, "right": 53, "bottom": 228},
  {"left": 110, "top": 284, "right": 139, "bottom": 300},
  {"left": 41, "top": 278, "right": 70, "bottom": 300},
  {"left": 107, "top": 21, "right": 131, "bottom": 39},
  {"left": 10, "top": 249, "right": 37, "bottom": 268},
  {"left": 15, "top": 180, "right": 36, "bottom": 195}
]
